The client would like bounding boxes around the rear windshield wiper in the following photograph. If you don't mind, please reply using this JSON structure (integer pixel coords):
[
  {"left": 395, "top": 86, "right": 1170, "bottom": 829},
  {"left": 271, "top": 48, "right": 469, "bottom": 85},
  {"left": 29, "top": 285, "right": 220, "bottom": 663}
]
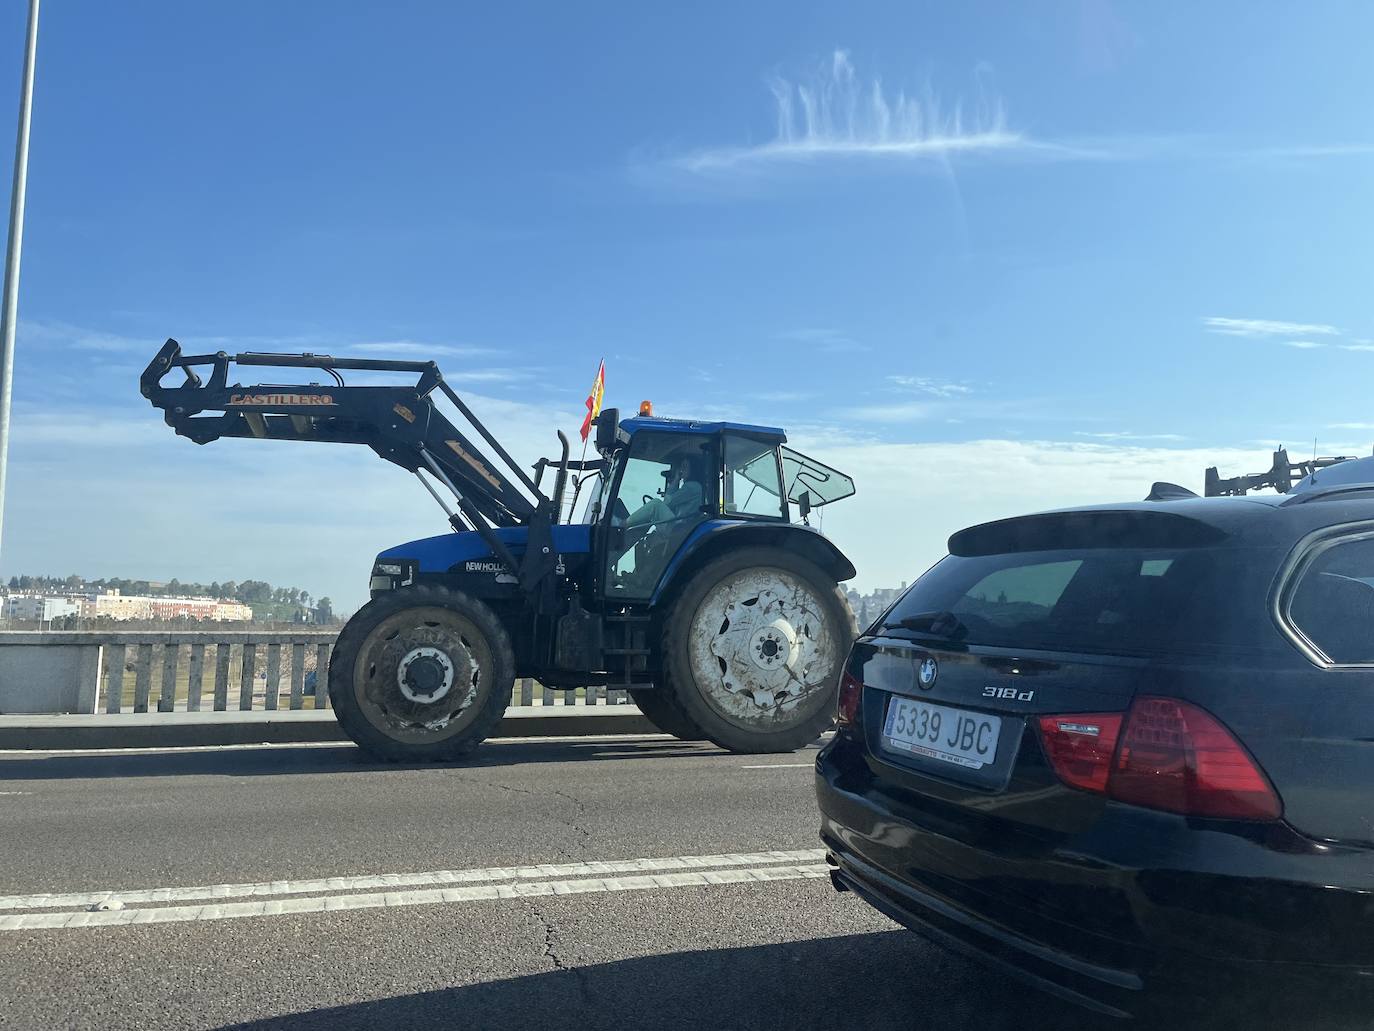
[{"left": 879, "top": 610, "right": 969, "bottom": 640}]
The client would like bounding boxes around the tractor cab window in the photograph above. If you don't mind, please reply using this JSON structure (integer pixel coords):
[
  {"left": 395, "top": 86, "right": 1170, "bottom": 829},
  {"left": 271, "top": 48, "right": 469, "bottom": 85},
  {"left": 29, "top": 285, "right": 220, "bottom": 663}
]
[
  {"left": 603, "top": 432, "right": 714, "bottom": 599},
  {"left": 722, "top": 435, "right": 786, "bottom": 519}
]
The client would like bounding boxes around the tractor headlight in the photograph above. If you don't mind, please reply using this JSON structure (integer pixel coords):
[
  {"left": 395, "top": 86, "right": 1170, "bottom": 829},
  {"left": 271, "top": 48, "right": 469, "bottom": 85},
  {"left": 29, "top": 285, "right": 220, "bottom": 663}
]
[{"left": 369, "top": 559, "right": 415, "bottom": 595}]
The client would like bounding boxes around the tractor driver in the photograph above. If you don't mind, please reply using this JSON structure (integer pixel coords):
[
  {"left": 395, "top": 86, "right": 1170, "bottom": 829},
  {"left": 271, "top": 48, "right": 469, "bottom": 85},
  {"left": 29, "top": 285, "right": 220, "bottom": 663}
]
[{"left": 626, "top": 453, "right": 705, "bottom": 529}]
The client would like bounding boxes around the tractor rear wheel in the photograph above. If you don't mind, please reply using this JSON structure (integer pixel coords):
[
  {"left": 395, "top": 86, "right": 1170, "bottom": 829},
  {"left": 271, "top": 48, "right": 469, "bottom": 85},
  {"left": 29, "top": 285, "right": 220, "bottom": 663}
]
[
  {"left": 661, "top": 546, "right": 856, "bottom": 754},
  {"left": 628, "top": 682, "right": 705, "bottom": 741},
  {"left": 328, "top": 585, "right": 514, "bottom": 762}
]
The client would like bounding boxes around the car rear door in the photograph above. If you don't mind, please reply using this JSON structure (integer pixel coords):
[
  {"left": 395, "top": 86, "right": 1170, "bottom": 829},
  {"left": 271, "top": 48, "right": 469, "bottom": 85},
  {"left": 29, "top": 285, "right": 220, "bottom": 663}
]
[{"left": 1251, "top": 522, "right": 1374, "bottom": 846}]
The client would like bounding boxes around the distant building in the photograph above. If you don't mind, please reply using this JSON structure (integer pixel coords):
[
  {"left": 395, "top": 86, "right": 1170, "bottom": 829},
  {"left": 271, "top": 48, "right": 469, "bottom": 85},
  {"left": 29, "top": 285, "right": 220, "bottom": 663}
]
[
  {"left": 0, "top": 586, "right": 254, "bottom": 623},
  {"left": 2, "top": 595, "right": 81, "bottom": 622},
  {"left": 147, "top": 596, "right": 217, "bottom": 620},
  {"left": 82, "top": 589, "right": 252, "bottom": 622},
  {"left": 848, "top": 581, "right": 911, "bottom": 625},
  {"left": 86, "top": 590, "right": 153, "bottom": 621},
  {"left": 212, "top": 600, "right": 253, "bottom": 621}
]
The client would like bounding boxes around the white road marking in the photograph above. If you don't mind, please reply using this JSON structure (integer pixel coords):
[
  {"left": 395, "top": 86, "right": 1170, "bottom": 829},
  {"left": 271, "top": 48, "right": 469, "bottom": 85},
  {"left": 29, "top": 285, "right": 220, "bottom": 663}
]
[
  {"left": 0, "top": 848, "right": 826, "bottom": 912},
  {"left": 0, "top": 741, "right": 345, "bottom": 757},
  {"left": 0, "top": 790, "right": 30, "bottom": 795},
  {"left": 0, "top": 733, "right": 673, "bottom": 758},
  {"left": 741, "top": 763, "right": 813, "bottom": 769},
  {"left": 0, "top": 863, "right": 829, "bottom": 930}
]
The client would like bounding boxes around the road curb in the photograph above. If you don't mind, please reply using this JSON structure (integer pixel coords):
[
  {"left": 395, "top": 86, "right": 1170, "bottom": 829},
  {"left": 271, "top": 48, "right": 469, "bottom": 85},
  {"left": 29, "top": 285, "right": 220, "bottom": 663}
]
[{"left": 0, "top": 708, "right": 659, "bottom": 750}]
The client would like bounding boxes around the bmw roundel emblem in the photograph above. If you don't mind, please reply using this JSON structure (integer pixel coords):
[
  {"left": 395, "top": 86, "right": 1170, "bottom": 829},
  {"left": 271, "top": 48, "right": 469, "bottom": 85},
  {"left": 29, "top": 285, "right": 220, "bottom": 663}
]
[{"left": 918, "top": 657, "right": 938, "bottom": 689}]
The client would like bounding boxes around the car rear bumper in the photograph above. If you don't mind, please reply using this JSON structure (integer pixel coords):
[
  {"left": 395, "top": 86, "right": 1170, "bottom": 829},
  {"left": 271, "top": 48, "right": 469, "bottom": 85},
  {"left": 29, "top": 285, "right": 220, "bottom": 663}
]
[
  {"left": 825, "top": 845, "right": 1142, "bottom": 1018},
  {"left": 816, "top": 739, "right": 1374, "bottom": 1019}
]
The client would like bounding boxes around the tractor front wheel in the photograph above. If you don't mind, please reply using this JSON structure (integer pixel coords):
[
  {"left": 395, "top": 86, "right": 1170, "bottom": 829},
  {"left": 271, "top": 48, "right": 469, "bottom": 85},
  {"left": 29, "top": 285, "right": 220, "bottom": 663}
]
[
  {"left": 328, "top": 585, "right": 514, "bottom": 762},
  {"left": 662, "top": 547, "right": 856, "bottom": 754}
]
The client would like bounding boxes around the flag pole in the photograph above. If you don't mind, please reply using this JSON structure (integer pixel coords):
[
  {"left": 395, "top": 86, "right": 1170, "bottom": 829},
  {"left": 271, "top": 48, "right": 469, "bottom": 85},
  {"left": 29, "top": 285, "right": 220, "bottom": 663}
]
[
  {"left": 575, "top": 357, "right": 601, "bottom": 464},
  {"left": 571, "top": 358, "right": 602, "bottom": 511}
]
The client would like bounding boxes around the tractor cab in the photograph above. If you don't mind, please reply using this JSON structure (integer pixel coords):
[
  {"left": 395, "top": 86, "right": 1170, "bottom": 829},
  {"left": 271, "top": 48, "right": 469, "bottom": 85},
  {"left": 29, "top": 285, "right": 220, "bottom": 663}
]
[{"left": 588, "top": 409, "right": 855, "bottom": 602}]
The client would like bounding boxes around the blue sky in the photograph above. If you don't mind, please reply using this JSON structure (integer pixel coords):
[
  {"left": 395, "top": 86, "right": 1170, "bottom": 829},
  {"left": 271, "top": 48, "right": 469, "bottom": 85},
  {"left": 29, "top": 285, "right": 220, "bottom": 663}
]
[{"left": 3, "top": 1, "right": 1374, "bottom": 608}]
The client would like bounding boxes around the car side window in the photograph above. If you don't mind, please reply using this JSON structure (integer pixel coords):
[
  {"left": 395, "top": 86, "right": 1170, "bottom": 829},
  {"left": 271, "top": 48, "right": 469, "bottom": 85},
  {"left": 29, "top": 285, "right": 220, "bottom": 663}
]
[{"left": 1287, "top": 536, "right": 1374, "bottom": 664}]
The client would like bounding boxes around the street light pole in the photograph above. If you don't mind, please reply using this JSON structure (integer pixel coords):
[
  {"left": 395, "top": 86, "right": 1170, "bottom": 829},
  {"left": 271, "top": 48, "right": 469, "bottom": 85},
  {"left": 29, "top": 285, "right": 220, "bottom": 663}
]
[{"left": 0, "top": 0, "right": 41, "bottom": 566}]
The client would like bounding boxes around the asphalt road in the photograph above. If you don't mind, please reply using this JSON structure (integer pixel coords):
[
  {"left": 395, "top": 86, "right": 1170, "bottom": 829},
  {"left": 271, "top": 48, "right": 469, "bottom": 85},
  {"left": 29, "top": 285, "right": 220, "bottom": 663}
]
[{"left": 0, "top": 734, "right": 1115, "bottom": 1031}]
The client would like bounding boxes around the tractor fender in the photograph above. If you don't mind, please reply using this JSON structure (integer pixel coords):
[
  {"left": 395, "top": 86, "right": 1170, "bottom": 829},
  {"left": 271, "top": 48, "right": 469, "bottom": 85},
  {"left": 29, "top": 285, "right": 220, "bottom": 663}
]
[{"left": 649, "top": 521, "right": 856, "bottom": 609}]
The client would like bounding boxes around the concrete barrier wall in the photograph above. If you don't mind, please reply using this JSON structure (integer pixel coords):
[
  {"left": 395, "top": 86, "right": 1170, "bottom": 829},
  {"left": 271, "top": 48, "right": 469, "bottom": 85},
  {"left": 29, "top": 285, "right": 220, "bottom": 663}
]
[{"left": 0, "top": 641, "right": 102, "bottom": 714}]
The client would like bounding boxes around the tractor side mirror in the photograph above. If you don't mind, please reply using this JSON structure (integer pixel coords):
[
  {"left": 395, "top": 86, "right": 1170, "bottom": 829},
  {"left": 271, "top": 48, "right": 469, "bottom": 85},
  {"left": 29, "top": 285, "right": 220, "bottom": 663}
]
[
  {"left": 595, "top": 408, "right": 620, "bottom": 452},
  {"left": 797, "top": 490, "right": 813, "bottom": 524}
]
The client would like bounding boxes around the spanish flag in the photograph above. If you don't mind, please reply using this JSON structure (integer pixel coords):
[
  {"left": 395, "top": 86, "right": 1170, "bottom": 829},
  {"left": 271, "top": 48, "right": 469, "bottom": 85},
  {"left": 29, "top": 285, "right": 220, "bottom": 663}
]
[{"left": 579, "top": 359, "right": 606, "bottom": 441}]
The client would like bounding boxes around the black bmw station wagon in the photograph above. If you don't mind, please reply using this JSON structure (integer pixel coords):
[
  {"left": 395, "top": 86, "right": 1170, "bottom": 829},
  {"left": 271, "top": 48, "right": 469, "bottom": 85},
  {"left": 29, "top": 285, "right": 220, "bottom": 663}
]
[{"left": 816, "top": 461, "right": 1374, "bottom": 1020}]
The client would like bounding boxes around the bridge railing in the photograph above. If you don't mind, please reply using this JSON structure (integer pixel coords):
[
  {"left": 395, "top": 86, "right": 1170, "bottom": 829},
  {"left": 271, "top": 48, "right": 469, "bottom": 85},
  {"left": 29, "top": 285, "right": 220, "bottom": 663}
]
[{"left": 0, "top": 631, "right": 631, "bottom": 714}]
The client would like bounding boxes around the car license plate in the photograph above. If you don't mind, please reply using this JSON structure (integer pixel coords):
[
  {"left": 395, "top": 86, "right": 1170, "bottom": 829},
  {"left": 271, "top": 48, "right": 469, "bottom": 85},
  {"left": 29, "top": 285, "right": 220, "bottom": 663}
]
[{"left": 881, "top": 696, "right": 1001, "bottom": 770}]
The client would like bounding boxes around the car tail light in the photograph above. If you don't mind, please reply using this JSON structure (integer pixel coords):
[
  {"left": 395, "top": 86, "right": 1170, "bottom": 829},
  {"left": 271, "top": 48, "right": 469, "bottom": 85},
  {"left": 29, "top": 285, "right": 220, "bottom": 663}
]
[
  {"left": 1037, "top": 713, "right": 1124, "bottom": 793},
  {"left": 836, "top": 671, "right": 863, "bottom": 726},
  {"left": 1109, "top": 697, "right": 1281, "bottom": 821},
  {"left": 1038, "top": 696, "right": 1282, "bottom": 821}
]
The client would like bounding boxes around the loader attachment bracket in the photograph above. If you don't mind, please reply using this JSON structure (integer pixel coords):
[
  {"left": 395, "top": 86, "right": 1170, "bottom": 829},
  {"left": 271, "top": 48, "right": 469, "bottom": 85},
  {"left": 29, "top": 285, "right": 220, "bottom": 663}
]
[{"left": 1205, "top": 448, "right": 1360, "bottom": 496}]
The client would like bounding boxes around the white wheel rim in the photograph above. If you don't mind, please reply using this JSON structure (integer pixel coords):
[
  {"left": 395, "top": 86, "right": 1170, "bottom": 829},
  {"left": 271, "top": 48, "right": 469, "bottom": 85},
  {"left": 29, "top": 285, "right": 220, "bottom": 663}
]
[
  {"left": 397, "top": 646, "right": 456, "bottom": 704},
  {"left": 686, "top": 567, "right": 841, "bottom": 730}
]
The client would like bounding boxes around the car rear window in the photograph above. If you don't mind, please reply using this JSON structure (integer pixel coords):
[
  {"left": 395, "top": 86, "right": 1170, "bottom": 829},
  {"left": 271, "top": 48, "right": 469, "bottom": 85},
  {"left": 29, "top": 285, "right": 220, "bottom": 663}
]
[
  {"left": 883, "top": 547, "right": 1246, "bottom": 655},
  {"left": 1287, "top": 536, "right": 1374, "bottom": 664}
]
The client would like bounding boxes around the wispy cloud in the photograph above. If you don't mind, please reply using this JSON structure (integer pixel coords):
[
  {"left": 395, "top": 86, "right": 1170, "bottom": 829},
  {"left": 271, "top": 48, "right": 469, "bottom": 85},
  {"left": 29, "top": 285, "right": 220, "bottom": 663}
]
[
  {"left": 19, "top": 320, "right": 305, "bottom": 355},
  {"left": 1074, "top": 431, "right": 1187, "bottom": 442},
  {"left": 20, "top": 320, "right": 147, "bottom": 353},
  {"left": 1340, "top": 341, "right": 1374, "bottom": 353},
  {"left": 1202, "top": 316, "right": 1341, "bottom": 338},
  {"left": 649, "top": 50, "right": 1374, "bottom": 182},
  {"left": 670, "top": 51, "right": 1045, "bottom": 174},
  {"left": 777, "top": 328, "right": 866, "bottom": 353},
  {"left": 1330, "top": 422, "right": 1374, "bottom": 431},
  {"left": 1283, "top": 340, "right": 1325, "bottom": 350},
  {"left": 1253, "top": 144, "right": 1374, "bottom": 159},
  {"left": 23, "top": 321, "right": 511, "bottom": 379},
  {"left": 887, "top": 374, "right": 971, "bottom": 399},
  {"left": 448, "top": 369, "right": 533, "bottom": 384},
  {"left": 848, "top": 401, "right": 938, "bottom": 423},
  {"left": 843, "top": 393, "right": 1099, "bottom": 426},
  {"left": 352, "top": 341, "right": 496, "bottom": 359},
  {"left": 20, "top": 320, "right": 493, "bottom": 360},
  {"left": 752, "top": 390, "right": 816, "bottom": 403}
]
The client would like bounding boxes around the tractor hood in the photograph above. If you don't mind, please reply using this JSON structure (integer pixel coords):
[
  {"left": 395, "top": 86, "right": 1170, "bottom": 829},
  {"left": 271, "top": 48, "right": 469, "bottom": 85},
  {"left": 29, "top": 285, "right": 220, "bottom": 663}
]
[{"left": 377, "top": 525, "right": 593, "bottom": 574}]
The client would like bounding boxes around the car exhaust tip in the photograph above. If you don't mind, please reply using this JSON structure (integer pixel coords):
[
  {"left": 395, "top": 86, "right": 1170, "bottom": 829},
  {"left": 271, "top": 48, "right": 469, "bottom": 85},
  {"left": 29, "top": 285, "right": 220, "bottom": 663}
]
[{"left": 824, "top": 853, "right": 849, "bottom": 892}]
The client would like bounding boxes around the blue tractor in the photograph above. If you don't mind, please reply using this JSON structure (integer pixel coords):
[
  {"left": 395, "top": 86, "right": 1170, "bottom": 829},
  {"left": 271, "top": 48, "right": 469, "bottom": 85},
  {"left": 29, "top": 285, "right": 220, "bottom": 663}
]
[{"left": 141, "top": 342, "right": 858, "bottom": 759}]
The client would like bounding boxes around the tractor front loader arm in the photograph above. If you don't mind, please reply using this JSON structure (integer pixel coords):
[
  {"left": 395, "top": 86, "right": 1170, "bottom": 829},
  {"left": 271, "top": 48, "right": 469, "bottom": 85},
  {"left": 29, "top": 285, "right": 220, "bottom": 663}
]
[{"left": 141, "top": 339, "right": 557, "bottom": 587}]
